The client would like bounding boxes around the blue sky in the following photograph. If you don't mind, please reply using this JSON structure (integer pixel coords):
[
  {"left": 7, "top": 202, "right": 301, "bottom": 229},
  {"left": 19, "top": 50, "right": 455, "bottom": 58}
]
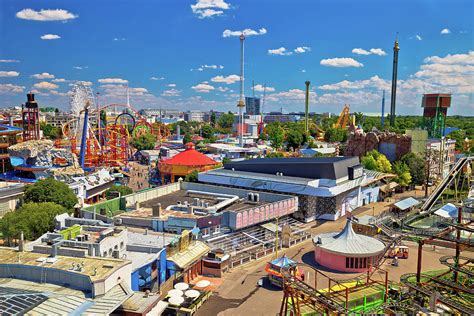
[{"left": 0, "top": 0, "right": 473, "bottom": 115}]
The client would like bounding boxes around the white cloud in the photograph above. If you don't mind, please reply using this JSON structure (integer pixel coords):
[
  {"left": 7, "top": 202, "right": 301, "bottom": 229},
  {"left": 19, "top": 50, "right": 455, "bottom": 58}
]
[
  {"left": 268, "top": 47, "right": 292, "bottom": 56},
  {"left": 254, "top": 84, "right": 275, "bottom": 92},
  {"left": 301, "top": 69, "right": 306, "bottom": 73},
  {"left": 113, "top": 37, "right": 126, "bottom": 41},
  {"left": 0, "top": 71, "right": 20, "bottom": 77},
  {"left": 192, "top": 82, "right": 215, "bottom": 93},
  {"left": 0, "top": 59, "right": 19, "bottom": 63},
  {"left": 191, "top": 64, "right": 224, "bottom": 71},
  {"left": 167, "top": 83, "right": 177, "bottom": 87},
  {"left": 352, "top": 48, "right": 386, "bottom": 56},
  {"left": 223, "top": 28, "right": 267, "bottom": 37},
  {"left": 440, "top": 28, "right": 451, "bottom": 34},
  {"left": 150, "top": 76, "right": 165, "bottom": 80},
  {"left": 318, "top": 75, "right": 390, "bottom": 91},
  {"left": 33, "top": 81, "right": 58, "bottom": 90},
  {"left": 320, "top": 57, "right": 363, "bottom": 68},
  {"left": 98, "top": 78, "right": 128, "bottom": 84},
  {"left": 73, "top": 66, "right": 88, "bottom": 70},
  {"left": 369, "top": 48, "right": 386, "bottom": 56},
  {"left": 50, "top": 90, "right": 67, "bottom": 96},
  {"left": 0, "top": 84, "right": 25, "bottom": 94},
  {"left": 211, "top": 74, "right": 240, "bottom": 84},
  {"left": 294, "top": 46, "right": 311, "bottom": 54},
  {"left": 267, "top": 88, "right": 316, "bottom": 103},
  {"left": 40, "top": 34, "right": 61, "bottom": 40},
  {"left": 415, "top": 35, "right": 422, "bottom": 41},
  {"left": 191, "top": 0, "right": 230, "bottom": 19},
  {"left": 162, "top": 89, "right": 181, "bottom": 97},
  {"left": 52, "top": 78, "right": 66, "bottom": 82},
  {"left": 217, "top": 86, "right": 229, "bottom": 92},
  {"left": 315, "top": 50, "right": 474, "bottom": 114},
  {"left": 31, "top": 72, "right": 54, "bottom": 79},
  {"left": 423, "top": 51, "right": 474, "bottom": 65},
  {"left": 16, "top": 8, "right": 78, "bottom": 21},
  {"left": 352, "top": 48, "right": 371, "bottom": 55}
]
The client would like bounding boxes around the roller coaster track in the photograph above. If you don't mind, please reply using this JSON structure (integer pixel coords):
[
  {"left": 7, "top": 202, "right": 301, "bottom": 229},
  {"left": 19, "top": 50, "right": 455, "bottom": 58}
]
[
  {"left": 281, "top": 269, "right": 347, "bottom": 313},
  {"left": 439, "top": 255, "right": 474, "bottom": 277},
  {"left": 420, "top": 156, "right": 473, "bottom": 214},
  {"left": 400, "top": 273, "right": 474, "bottom": 315}
]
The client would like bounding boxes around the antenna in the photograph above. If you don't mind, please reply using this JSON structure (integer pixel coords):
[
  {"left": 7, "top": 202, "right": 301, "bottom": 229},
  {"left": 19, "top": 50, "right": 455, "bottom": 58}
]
[
  {"left": 237, "top": 33, "right": 246, "bottom": 147},
  {"left": 262, "top": 84, "right": 266, "bottom": 116},
  {"left": 252, "top": 80, "right": 255, "bottom": 98}
]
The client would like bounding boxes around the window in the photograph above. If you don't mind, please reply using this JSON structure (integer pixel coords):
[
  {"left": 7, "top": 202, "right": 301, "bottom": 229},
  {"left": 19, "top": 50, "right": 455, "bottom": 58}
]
[
  {"left": 346, "top": 257, "right": 350, "bottom": 268},
  {"left": 213, "top": 225, "right": 220, "bottom": 234},
  {"left": 355, "top": 258, "right": 359, "bottom": 269},
  {"left": 202, "top": 228, "right": 210, "bottom": 237},
  {"left": 363, "top": 258, "right": 367, "bottom": 268},
  {"left": 350, "top": 258, "right": 354, "bottom": 268}
]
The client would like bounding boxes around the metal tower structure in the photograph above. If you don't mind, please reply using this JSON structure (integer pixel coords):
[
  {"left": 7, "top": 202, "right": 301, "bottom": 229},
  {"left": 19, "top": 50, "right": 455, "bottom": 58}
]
[
  {"left": 21, "top": 93, "right": 40, "bottom": 141},
  {"left": 381, "top": 90, "right": 386, "bottom": 129},
  {"left": 421, "top": 93, "right": 452, "bottom": 138},
  {"left": 237, "top": 33, "right": 246, "bottom": 147},
  {"left": 390, "top": 36, "right": 400, "bottom": 127},
  {"left": 304, "top": 81, "right": 311, "bottom": 134}
]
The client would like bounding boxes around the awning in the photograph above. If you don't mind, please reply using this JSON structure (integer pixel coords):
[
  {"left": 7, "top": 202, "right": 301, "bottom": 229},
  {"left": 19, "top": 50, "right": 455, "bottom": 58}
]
[
  {"left": 392, "top": 197, "right": 421, "bottom": 211},
  {"left": 168, "top": 241, "right": 210, "bottom": 269},
  {"left": 380, "top": 181, "right": 399, "bottom": 193},
  {"left": 434, "top": 203, "right": 458, "bottom": 219},
  {"left": 261, "top": 222, "right": 282, "bottom": 233}
]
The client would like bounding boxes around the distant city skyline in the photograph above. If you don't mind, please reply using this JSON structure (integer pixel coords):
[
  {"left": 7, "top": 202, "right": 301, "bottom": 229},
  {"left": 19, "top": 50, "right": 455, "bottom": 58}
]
[{"left": 0, "top": 0, "right": 473, "bottom": 115}]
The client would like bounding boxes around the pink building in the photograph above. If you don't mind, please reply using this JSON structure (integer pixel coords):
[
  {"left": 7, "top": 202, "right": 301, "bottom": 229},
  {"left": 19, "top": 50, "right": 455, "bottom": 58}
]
[{"left": 313, "top": 219, "right": 385, "bottom": 273}]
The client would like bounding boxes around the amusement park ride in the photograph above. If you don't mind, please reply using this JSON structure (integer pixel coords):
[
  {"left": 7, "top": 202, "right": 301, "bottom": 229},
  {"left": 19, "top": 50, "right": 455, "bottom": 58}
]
[{"left": 55, "top": 82, "right": 170, "bottom": 169}]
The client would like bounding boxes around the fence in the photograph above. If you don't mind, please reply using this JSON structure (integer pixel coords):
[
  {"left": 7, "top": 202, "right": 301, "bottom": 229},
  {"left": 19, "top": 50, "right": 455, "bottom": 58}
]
[{"left": 123, "top": 182, "right": 180, "bottom": 209}]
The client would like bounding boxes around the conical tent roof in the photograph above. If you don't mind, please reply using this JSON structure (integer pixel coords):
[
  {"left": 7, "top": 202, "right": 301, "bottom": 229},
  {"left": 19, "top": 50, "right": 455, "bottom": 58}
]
[
  {"left": 270, "top": 255, "right": 295, "bottom": 268},
  {"left": 313, "top": 218, "right": 385, "bottom": 256}
]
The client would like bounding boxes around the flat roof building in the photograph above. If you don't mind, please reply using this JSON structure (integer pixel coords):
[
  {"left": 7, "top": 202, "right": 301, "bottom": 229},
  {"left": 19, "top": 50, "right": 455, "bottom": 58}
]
[{"left": 199, "top": 157, "right": 389, "bottom": 221}]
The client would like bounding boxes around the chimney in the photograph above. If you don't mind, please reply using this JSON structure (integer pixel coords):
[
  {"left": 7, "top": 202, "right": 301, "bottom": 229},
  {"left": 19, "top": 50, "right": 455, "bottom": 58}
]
[
  {"left": 152, "top": 203, "right": 161, "bottom": 217},
  {"left": 19, "top": 231, "right": 24, "bottom": 252}
]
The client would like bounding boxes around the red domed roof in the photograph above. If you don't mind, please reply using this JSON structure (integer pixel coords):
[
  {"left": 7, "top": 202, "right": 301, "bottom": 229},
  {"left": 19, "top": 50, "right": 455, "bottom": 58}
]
[{"left": 161, "top": 143, "right": 219, "bottom": 167}]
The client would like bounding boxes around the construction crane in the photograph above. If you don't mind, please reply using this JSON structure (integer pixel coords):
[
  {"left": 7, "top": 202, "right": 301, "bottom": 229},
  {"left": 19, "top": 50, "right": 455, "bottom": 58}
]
[{"left": 333, "top": 104, "right": 351, "bottom": 129}]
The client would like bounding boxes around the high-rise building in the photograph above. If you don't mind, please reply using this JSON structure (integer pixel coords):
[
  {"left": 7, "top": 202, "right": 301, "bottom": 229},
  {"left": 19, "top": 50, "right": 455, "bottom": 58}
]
[{"left": 245, "top": 97, "right": 261, "bottom": 115}]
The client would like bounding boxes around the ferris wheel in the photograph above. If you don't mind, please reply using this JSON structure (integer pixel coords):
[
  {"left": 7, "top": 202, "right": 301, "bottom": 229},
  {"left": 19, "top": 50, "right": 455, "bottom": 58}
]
[{"left": 70, "top": 81, "right": 96, "bottom": 117}]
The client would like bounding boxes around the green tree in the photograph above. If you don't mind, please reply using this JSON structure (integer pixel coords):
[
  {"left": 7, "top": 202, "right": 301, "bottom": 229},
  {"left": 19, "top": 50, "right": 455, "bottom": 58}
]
[
  {"left": 210, "top": 111, "right": 217, "bottom": 126},
  {"left": 0, "top": 202, "right": 68, "bottom": 244},
  {"left": 324, "top": 127, "right": 347, "bottom": 142},
  {"left": 286, "top": 129, "right": 304, "bottom": 151},
  {"left": 185, "top": 170, "right": 199, "bottom": 182},
  {"left": 393, "top": 161, "right": 412, "bottom": 187},
  {"left": 401, "top": 152, "right": 425, "bottom": 185},
  {"left": 446, "top": 130, "right": 466, "bottom": 152},
  {"left": 183, "top": 133, "right": 192, "bottom": 144},
  {"left": 100, "top": 110, "right": 107, "bottom": 126},
  {"left": 361, "top": 150, "right": 392, "bottom": 173},
  {"left": 266, "top": 152, "right": 285, "bottom": 158},
  {"left": 201, "top": 124, "right": 215, "bottom": 140},
  {"left": 129, "top": 134, "right": 157, "bottom": 151},
  {"left": 105, "top": 185, "right": 133, "bottom": 199},
  {"left": 40, "top": 123, "right": 62, "bottom": 139},
  {"left": 217, "top": 112, "right": 235, "bottom": 129},
  {"left": 266, "top": 122, "right": 285, "bottom": 149},
  {"left": 24, "top": 178, "right": 77, "bottom": 209}
]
